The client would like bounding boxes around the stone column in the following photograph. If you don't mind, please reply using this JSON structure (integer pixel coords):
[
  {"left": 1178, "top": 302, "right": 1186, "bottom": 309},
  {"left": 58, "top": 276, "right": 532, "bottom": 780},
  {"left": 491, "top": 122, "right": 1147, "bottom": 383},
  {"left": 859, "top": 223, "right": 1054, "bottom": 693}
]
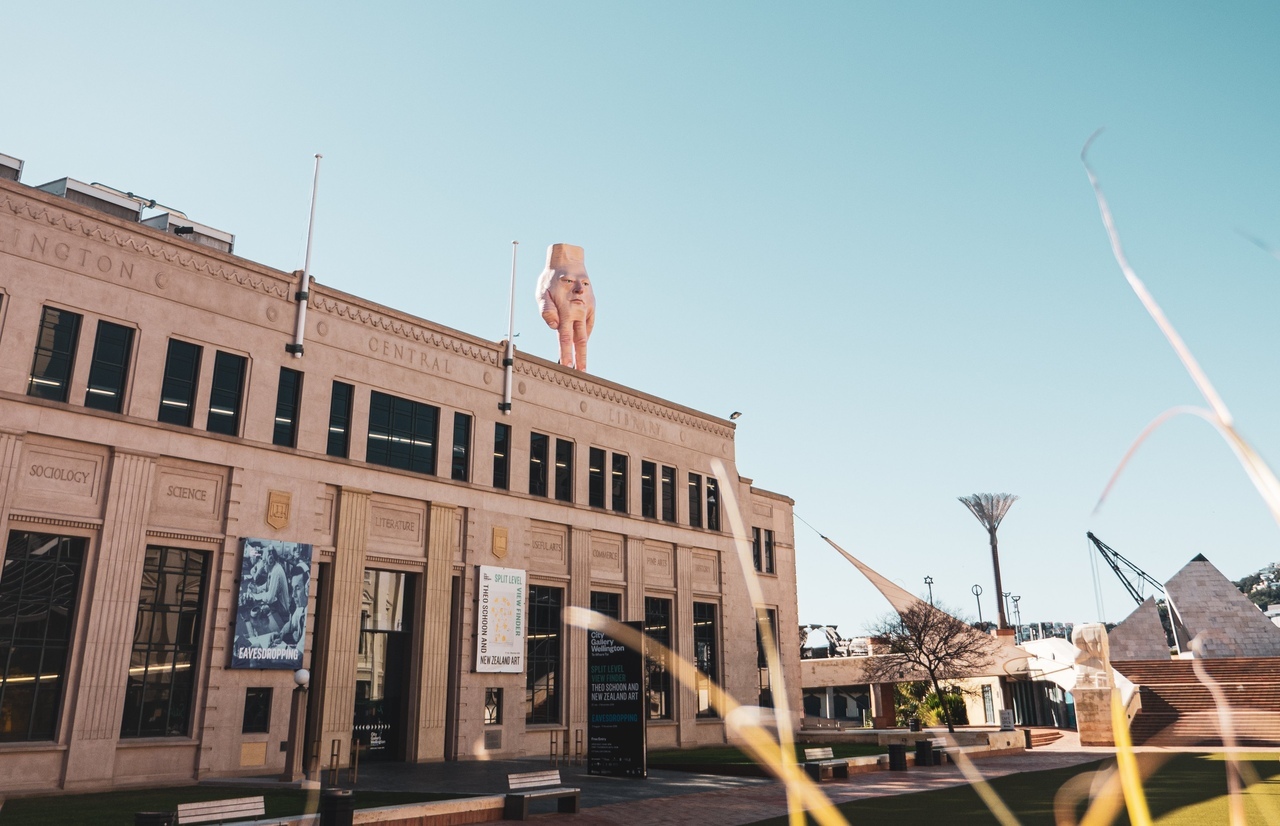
[
  {"left": 566, "top": 527, "right": 592, "bottom": 754},
  {"left": 63, "top": 450, "right": 156, "bottom": 790},
  {"left": 413, "top": 501, "right": 455, "bottom": 761},
  {"left": 624, "top": 537, "right": 646, "bottom": 622},
  {"left": 0, "top": 430, "right": 23, "bottom": 565},
  {"left": 675, "top": 544, "right": 695, "bottom": 745},
  {"left": 314, "top": 487, "right": 369, "bottom": 768}
]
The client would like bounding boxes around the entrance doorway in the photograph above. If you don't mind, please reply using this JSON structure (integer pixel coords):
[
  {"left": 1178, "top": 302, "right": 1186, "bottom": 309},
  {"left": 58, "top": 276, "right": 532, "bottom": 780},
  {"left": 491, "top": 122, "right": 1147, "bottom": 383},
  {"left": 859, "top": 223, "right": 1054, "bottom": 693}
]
[{"left": 354, "top": 569, "right": 414, "bottom": 761}]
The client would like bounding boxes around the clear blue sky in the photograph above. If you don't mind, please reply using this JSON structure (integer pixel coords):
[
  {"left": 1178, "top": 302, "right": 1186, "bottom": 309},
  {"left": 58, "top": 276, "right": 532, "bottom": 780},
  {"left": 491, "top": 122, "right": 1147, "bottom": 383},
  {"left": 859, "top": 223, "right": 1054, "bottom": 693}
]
[{"left": 8, "top": 2, "right": 1280, "bottom": 634}]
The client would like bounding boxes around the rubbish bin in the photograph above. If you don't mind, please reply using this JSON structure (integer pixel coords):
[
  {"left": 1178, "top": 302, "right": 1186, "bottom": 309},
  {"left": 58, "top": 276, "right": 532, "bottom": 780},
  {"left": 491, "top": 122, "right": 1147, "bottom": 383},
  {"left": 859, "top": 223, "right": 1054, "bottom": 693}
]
[
  {"left": 887, "top": 743, "right": 908, "bottom": 771},
  {"left": 134, "top": 814, "right": 175, "bottom": 826},
  {"left": 914, "top": 739, "right": 933, "bottom": 767},
  {"left": 908, "top": 717, "right": 921, "bottom": 732},
  {"left": 320, "top": 788, "right": 355, "bottom": 826}
]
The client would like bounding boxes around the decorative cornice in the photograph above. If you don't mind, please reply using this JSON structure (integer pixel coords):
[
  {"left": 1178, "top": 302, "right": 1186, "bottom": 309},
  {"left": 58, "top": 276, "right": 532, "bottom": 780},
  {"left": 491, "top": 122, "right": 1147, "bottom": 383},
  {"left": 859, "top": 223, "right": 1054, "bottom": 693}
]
[
  {"left": 311, "top": 293, "right": 499, "bottom": 365},
  {"left": 364, "top": 552, "right": 424, "bottom": 569},
  {"left": 0, "top": 192, "right": 291, "bottom": 299},
  {"left": 146, "top": 528, "right": 225, "bottom": 546},
  {"left": 9, "top": 513, "right": 102, "bottom": 532}
]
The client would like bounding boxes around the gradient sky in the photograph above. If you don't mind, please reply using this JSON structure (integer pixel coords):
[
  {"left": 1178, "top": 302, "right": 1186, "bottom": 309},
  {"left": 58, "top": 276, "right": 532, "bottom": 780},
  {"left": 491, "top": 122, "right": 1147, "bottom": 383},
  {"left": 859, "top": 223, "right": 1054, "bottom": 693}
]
[{"left": 7, "top": 2, "right": 1280, "bottom": 635}]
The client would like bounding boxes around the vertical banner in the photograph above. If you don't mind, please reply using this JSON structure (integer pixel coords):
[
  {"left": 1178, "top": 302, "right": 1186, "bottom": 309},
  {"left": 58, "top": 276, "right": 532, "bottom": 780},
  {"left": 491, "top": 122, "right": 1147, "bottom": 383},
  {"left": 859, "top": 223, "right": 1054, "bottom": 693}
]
[
  {"left": 231, "top": 538, "right": 313, "bottom": 669},
  {"left": 587, "top": 622, "right": 647, "bottom": 777},
  {"left": 476, "top": 565, "right": 525, "bottom": 672}
]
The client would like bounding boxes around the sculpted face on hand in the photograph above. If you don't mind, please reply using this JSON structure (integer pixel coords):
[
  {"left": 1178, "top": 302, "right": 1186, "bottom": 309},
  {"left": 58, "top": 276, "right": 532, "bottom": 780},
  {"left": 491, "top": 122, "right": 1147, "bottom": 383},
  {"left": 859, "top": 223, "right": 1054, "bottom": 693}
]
[{"left": 535, "top": 243, "right": 597, "bottom": 371}]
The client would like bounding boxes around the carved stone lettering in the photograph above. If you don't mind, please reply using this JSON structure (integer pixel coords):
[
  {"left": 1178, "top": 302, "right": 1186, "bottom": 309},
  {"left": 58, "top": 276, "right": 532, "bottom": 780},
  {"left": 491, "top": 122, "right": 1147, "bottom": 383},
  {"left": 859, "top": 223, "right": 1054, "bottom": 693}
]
[
  {"left": 590, "top": 535, "right": 623, "bottom": 579},
  {"left": 153, "top": 470, "right": 221, "bottom": 520},
  {"left": 531, "top": 529, "right": 565, "bottom": 563},
  {"left": 369, "top": 504, "right": 422, "bottom": 543},
  {"left": 6, "top": 225, "right": 134, "bottom": 281},
  {"left": 692, "top": 551, "right": 719, "bottom": 591},
  {"left": 366, "top": 335, "right": 454, "bottom": 375},
  {"left": 607, "top": 408, "right": 661, "bottom": 438},
  {"left": 24, "top": 449, "right": 98, "bottom": 498},
  {"left": 644, "top": 543, "right": 674, "bottom": 586}
]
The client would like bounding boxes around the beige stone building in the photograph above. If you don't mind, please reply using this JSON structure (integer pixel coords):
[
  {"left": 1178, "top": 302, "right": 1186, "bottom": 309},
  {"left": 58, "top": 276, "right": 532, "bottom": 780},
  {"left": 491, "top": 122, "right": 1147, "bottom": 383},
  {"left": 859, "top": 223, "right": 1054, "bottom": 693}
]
[{"left": 0, "top": 162, "right": 800, "bottom": 794}]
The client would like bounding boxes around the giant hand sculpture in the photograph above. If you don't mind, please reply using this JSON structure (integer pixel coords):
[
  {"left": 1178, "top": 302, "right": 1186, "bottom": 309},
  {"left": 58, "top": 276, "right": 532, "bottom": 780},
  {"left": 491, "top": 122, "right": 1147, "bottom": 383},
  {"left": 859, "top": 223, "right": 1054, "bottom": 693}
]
[{"left": 535, "top": 243, "right": 596, "bottom": 371}]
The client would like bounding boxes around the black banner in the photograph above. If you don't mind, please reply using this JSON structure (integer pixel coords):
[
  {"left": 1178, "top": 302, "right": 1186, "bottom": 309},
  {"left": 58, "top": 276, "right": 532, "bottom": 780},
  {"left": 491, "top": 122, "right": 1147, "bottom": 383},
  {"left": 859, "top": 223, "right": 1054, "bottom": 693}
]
[{"left": 587, "top": 622, "right": 646, "bottom": 778}]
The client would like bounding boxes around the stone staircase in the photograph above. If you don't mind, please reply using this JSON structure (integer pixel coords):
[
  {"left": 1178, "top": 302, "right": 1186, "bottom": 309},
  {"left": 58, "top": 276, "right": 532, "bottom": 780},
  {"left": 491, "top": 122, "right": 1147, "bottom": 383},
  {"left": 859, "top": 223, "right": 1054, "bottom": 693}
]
[
  {"left": 1113, "top": 658, "right": 1280, "bottom": 746},
  {"left": 1027, "top": 728, "right": 1063, "bottom": 748}
]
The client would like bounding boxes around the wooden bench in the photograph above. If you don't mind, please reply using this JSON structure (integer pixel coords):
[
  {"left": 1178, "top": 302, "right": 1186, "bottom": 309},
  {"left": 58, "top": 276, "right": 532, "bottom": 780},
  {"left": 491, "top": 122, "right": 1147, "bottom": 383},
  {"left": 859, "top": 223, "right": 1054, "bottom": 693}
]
[
  {"left": 802, "top": 747, "right": 849, "bottom": 782},
  {"left": 504, "top": 769, "right": 581, "bottom": 820},
  {"left": 175, "top": 795, "right": 266, "bottom": 825}
]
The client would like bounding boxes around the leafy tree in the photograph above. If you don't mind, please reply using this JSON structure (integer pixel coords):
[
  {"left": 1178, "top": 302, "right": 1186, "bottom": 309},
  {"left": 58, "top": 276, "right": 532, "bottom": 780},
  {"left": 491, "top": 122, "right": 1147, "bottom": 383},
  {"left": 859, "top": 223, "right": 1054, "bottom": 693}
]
[{"left": 863, "top": 602, "right": 999, "bottom": 733}]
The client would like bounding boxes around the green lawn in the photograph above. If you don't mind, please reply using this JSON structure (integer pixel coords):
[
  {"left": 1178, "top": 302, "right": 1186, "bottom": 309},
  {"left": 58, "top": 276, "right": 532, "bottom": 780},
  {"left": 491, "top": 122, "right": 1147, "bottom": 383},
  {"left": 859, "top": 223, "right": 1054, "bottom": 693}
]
[
  {"left": 0, "top": 786, "right": 463, "bottom": 826},
  {"left": 750, "top": 754, "right": 1280, "bottom": 825},
  {"left": 649, "top": 743, "right": 885, "bottom": 767}
]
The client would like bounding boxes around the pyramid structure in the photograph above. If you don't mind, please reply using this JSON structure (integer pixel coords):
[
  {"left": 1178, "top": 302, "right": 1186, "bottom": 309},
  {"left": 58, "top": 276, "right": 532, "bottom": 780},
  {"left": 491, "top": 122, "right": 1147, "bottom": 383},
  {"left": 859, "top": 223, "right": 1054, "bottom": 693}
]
[
  {"left": 1108, "top": 597, "right": 1170, "bottom": 661},
  {"left": 1164, "top": 554, "right": 1280, "bottom": 658}
]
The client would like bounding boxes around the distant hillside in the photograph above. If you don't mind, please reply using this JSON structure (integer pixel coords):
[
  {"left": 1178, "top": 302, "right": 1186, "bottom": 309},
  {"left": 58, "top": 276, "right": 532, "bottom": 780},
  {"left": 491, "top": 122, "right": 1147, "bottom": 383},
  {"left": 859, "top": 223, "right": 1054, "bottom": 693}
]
[{"left": 1235, "top": 565, "right": 1280, "bottom": 609}]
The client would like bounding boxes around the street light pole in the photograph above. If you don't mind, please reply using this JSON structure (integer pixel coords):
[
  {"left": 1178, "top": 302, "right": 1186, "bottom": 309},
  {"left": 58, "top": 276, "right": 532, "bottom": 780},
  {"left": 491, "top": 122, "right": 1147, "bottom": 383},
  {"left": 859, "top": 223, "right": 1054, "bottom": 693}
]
[
  {"left": 282, "top": 668, "right": 310, "bottom": 782},
  {"left": 971, "top": 584, "right": 983, "bottom": 626},
  {"left": 924, "top": 576, "right": 934, "bottom": 605}
]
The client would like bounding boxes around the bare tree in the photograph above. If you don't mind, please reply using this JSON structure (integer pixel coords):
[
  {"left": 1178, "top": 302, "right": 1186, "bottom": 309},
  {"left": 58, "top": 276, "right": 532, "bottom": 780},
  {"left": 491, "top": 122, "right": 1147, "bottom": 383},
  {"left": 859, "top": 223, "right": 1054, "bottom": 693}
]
[
  {"left": 959, "top": 493, "right": 1018, "bottom": 630},
  {"left": 863, "top": 602, "right": 999, "bottom": 733}
]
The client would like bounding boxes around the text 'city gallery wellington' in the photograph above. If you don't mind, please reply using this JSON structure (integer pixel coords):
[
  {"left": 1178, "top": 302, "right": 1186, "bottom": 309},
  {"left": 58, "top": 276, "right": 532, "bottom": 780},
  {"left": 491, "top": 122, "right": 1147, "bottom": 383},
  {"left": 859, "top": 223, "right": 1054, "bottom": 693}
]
[{"left": 0, "top": 156, "right": 799, "bottom": 794}]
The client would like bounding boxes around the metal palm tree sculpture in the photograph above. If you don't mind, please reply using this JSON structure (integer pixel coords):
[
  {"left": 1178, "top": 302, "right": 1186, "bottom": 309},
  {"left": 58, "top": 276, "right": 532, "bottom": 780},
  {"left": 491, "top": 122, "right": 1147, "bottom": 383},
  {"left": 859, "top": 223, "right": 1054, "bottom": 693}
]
[{"left": 958, "top": 493, "right": 1018, "bottom": 630}]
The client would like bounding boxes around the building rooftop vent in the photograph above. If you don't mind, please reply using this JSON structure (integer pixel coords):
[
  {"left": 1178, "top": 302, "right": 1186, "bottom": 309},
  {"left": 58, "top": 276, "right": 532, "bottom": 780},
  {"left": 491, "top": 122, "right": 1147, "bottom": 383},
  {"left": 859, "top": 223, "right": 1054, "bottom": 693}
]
[
  {"left": 141, "top": 212, "right": 235, "bottom": 255},
  {"left": 35, "top": 177, "right": 142, "bottom": 223},
  {"left": 0, "top": 153, "right": 23, "bottom": 183}
]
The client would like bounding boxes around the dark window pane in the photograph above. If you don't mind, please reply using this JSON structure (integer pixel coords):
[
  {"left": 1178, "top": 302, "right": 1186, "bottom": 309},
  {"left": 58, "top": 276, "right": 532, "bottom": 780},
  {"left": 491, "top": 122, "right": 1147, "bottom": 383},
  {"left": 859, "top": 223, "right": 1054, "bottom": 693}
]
[
  {"left": 159, "top": 340, "right": 202, "bottom": 426},
  {"left": 590, "top": 591, "right": 620, "bottom": 621},
  {"left": 588, "top": 448, "right": 605, "bottom": 508},
  {"left": 756, "top": 608, "right": 777, "bottom": 708},
  {"left": 327, "top": 381, "right": 354, "bottom": 458},
  {"left": 706, "top": 478, "right": 721, "bottom": 531},
  {"left": 688, "top": 473, "right": 703, "bottom": 528},
  {"left": 451, "top": 413, "right": 472, "bottom": 482},
  {"left": 752, "top": 528, "right": 763, "bottom": 572},
  {"left": 661, "top": 466, "right": 676, "bottom": 522},
  {"left": 84, "top": 320, "right": 134, "bottom": 413},
  {"left": 554, "top": 440, "right": 573, "bottom": 503},
  {"left": 484, "top": 687, "right": 503, "bottom": 725},
  {"left": 366, "top": 391, "right": 438, "bottom": 475},
  {"left": 120, "top": 547, "right": 207, "bottom": 738},
  {"left": 525, "top": 585, "right": 562, "bottom": 724},
  {"left": 764, "top": 529, "right": 775, "bottom": 574},
  {"left": 640, "top": 461, "right": 656, "bottom": 519},
  {"left": 28, "top": 307, "right": 82, "bottom": 402},
  {"left": 242, "top": 687, "right": 272, "bottom": 734},
  {"left": 529, "top": 433, "right": 548, "bottom": 497},
  {"left": 206, "top": 351, "right": 247, "bottom": 435},
  {"left": 492, "top": 423, "right": 510, "bottom": 490},
  {"left": 645, "top": 597, "right": 672, "bottom": 720},
  {"left": 0, "top": 532, "right": 86, "bottom": 741},
  {"left": 273, "top": 367, "right": 302, "bottom": 447},
  {"left": 694, "top": 603, "right": 718, "bottom": 718},
  {"left": 611, "top": 454, "right": 628, "bottom": 514}
]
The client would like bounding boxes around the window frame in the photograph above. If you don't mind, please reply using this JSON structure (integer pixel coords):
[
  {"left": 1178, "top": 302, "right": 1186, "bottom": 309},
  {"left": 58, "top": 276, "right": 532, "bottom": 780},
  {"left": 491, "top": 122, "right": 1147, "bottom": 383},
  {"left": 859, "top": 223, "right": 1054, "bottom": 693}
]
[
  {"left": 206, "top": 350, "right": 248, "bottom": 436},
  {"left": 366, "top": 390, "right": 439, "bottom": 475},
  {"left": 554, "top": 439, "right": 574, "bottom": 503},
  {"left": 693, "top": 602, "right": 720, "bottom": 719},
  {"left": 326, "top": 381, "right": 354, "bottom": 458},
  {"left": 451, "top": 412, "right": 472, "bottom": 482},
  {"left": 27, "top": 305, "right": 82, "bottom": 403},
  {"left": 611, "top": 453, "right": 628, "bottom": 514},
  {"left": 84, "top": 319, "right": 135, "bottom": 413},
  {"left": 661, "top": 466, "right": 676, "bottom": 522},
  {"left": 158, "top": 339, "right": 202, "bottom": 427},
  {"left": 644, "top": 596, "right": 674, "bottom": 720},
  {"left": 688, "top": 473, "right": 703, "bottom": 528},
  {"left": 640, "top": 461, "right": 657, "bottom": 519},
  {"left": 588, "top": 447, "right": 606, "bottom": 508},
  {"left": 525, "top": 584, "right": 563, "bottom": 725},
  {"left": 273, "top": 366, "right": 303, "bottom": 447},
  {"left": 529, "top": 432, "right": 549, "bottom": 497},
  {"left": 492, "top": 423, "right": 511, "bottom": 490}
]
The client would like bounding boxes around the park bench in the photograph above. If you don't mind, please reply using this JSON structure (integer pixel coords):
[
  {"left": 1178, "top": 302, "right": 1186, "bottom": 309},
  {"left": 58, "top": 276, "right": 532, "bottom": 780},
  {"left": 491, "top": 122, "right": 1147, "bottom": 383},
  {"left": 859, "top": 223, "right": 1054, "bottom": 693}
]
[
  {"left": 504, "top": 769, "right": 581, "bottom": 820},
  {"left": 175, "top": 795, "right": 266, "bottom": 824},
  {"left": 802, "top": 746, "right": 849, "bottom": 781}
]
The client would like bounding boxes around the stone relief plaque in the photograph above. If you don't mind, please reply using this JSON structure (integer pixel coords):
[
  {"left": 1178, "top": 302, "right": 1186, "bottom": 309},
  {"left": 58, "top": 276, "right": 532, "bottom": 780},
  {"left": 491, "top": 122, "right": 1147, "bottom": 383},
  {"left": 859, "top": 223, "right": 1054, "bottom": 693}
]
[
  {"left": 643, "top": 542, "right": 673, "bottom": 587},
  {"left": 368, "top": 500, "right": 425, "bottom": 549},
  {"left": 21, "top": 445, "right": 103, "bottom": 504},
  {"left": 151, "top": 464, "right": 224, "bottom": 531},
  {"left": 530, "top": 524, "right": 566, "bottom": 566},
  {"left": 266, "top": 490, "right": 290, "bottom": 531},
  {"left": 692, "top": 550, "right": 719, "bottom": 592},
  {"left": 753, "top": 501, "right": 774, "bottom": 518},
  {"left": 492, "top": 526, "right": 509, "bottom": 560},
  {"left": 590, "top": 533, "right": 624, "bottom": 581}
]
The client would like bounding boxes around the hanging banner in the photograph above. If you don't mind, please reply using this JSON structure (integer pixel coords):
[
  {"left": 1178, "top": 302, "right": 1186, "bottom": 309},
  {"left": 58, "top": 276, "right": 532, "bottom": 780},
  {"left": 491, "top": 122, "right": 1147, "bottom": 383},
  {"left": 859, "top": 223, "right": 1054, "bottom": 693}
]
[
  {"left": 587, "top": 622, "right": 647, "bottom": 778},
  {"left": 231, "top": 538, "right": 313, "bottom": 669},
  {"left": 476, "top": 565, "right": 525, "bottom": 672}
]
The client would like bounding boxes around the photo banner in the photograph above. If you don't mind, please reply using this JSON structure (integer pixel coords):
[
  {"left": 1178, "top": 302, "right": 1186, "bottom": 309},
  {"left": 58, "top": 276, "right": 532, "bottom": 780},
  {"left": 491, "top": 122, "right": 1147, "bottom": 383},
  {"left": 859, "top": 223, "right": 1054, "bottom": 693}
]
[
  {"left": 587, "top": 622, "right": 647, "bottom": 778},
  {"left": 476, "top": 565, "right": 525, "bottom": 672},
  {"left": 231, "top": 538, "right": 313, "bottom": 669}
]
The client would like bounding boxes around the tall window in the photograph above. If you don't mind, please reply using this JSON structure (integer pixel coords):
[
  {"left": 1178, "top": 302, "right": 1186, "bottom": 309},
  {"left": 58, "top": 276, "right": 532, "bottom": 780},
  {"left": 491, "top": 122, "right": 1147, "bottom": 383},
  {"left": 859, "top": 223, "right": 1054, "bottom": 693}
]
[
  {"left": 640, "top": 461, "right": 656, "bottom": 518},
  {"left": 28, "top": 306, "right": 82, "bottom": 402},
  {"left": 273, "top": 367, "right": 302, "bottom": 447},
  {"left": 0, "top": 532, "right": 86, "bottom": 742},
  {"left": 688, "top": 473, "right": 703, "bottom": 528},
  {"left": 752, "top": 528, "right": 776, "bottom": 574},
  {"left": 84, "top": 320, "right": 134, "bottom": 413},
  {"left": 661, "top": 466, "right": 676, "bottom": 522},
  {"left": 206, "top": 351, "right": 247, "bottom": 436},
  {"left": 492, "top": 423, "right": 511, "bottom": 490},
  {"left": 693, "top": 603, "right": 719, "bottom": 718},
  {"left": 756, "top": 608, "right": 778, "bottom": 709},
  {"left": 121, "top": 546, "right": 208, "bottom": 738},
  {"left": 526, "top": 585, "right": 562, "bottom": 724},
  {"left": 611, "top": 453, "right": 628, "bottom": 514},
  {"left": 367, "top": 390, "right": 438, "bottom": 474},
  {"left": 706, "top": 478, "right": 720, "bottom": 531},
  {"left": 326, "top": 381, "right": 353, "bottom": 458},
  {"left": 590, "top": 591, "right": 620, "bottom": 621},
  {"left": 529, "top": 432, "right": 549, "bottom": 497},
  {"left": 645, "top": 597, "right": 673, "bottom": 720},
  {"left": 451, "top": 413, "right": 472, "bottom": 482},
  {"left": 554, "top": 439, "right": 573, "bottom": 503},
  {"left": 158, "top": 339, "right": 202, "bottom": 426},
  {"left": 588, "top": 448, "right": 606, "bottom": 508}
]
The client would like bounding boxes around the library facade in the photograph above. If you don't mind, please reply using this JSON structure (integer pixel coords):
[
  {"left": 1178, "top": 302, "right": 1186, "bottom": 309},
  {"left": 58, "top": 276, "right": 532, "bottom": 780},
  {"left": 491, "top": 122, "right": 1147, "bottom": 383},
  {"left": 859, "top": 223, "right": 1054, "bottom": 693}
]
[{"left": 0, "top": 163, "right": 800, "bottom": 793}]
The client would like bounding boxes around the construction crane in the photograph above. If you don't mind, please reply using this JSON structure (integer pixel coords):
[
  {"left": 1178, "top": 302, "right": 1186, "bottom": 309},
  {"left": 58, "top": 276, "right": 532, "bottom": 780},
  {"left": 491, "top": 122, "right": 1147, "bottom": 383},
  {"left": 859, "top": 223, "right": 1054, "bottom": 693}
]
[{"left": 1086, "top": 532, "right": 1165, "bottom": 606}]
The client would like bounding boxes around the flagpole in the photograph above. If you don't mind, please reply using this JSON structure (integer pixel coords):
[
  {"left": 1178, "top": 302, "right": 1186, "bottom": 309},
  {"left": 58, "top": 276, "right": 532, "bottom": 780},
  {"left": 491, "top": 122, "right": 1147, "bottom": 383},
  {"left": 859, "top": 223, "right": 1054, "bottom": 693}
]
[{"left": 500, "top": 240, "right": 518, "bottom": 413}]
